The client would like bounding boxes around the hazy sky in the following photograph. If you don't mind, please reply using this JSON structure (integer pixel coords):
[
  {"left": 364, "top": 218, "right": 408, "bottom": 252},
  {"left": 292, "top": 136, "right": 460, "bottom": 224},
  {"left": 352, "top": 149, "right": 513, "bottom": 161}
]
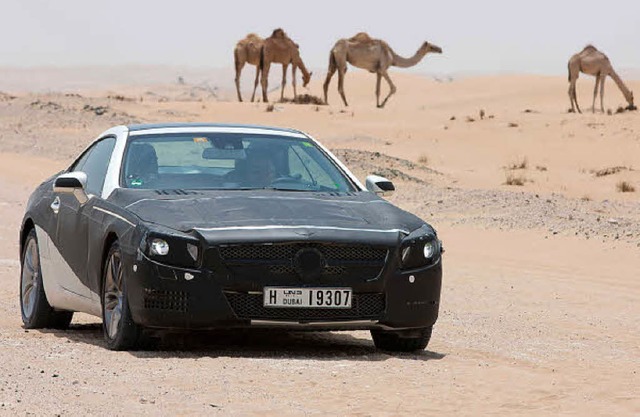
[{"left": 2, "top": 0, "right": 639, "bottom": 75}]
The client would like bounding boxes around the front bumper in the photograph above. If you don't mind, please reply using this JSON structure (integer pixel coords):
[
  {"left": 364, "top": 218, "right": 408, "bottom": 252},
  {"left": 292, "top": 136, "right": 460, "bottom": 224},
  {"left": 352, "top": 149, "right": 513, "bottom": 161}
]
[{"left": 125, "top": 249, "right": 442, "bottom": 331}]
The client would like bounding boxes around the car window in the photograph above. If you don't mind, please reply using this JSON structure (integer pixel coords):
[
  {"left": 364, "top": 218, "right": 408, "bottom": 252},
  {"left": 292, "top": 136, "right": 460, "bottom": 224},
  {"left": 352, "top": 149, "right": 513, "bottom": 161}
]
[
  {"left": 287, "top": 145, "right": 339, "bottom": 189},
  {"left": 72, "top": 137, "right": 116, "bottom": 196},
  {"left": 122, "top": 133, "right": 355, "bottom": 192}
]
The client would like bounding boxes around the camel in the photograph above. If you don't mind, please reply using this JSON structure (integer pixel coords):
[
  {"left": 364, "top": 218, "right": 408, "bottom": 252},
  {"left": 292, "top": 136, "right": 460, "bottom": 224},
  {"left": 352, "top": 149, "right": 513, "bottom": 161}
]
[
  {"left": 234, "top": 33, "right": 264, "bottom": 102},
  {"left": 568, "top": 45, "right": 635, "bottom": 113},
  {"left": 260, "top": 28, "right": 312, "bottom": 103},
  {"left": 323, "top": 33, "right": 442, "bottom": 108}
]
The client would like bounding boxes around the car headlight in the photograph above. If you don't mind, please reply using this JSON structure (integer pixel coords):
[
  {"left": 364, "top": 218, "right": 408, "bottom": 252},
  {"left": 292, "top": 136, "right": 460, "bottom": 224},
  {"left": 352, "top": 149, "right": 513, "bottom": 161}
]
[
  {"left": 399, "top": 225, "right": 442, "bottom": 270},
  {"left": 150, "top": 238, "right": 170, "bottom": 256},
  {"left": 142, "top": 233, "right": 200, "bottom": 268}
]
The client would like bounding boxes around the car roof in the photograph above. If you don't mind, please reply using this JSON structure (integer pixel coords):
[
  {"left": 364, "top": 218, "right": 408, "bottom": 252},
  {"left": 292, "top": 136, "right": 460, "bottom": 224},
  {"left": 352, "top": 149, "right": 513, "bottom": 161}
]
[{"left": 127, "top": 123, "right": 303, "bottom": 135}]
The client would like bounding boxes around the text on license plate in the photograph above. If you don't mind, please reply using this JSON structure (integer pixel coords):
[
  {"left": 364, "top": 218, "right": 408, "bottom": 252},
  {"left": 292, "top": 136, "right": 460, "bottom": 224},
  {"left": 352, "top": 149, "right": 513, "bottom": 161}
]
[{"left": 263, "top": 287, "right": 352, "bottom": 308}]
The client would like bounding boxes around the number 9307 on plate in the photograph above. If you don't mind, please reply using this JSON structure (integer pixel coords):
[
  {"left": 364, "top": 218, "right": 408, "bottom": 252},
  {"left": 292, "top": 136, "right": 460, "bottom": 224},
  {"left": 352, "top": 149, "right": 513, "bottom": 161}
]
[{"left": 263, "top": 287, "right": 352, "bottom": 308}]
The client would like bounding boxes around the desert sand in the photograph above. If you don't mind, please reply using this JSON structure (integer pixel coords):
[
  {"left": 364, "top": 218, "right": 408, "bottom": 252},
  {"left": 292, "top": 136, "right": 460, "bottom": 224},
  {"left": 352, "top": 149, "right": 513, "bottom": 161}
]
[{"left": 0, "top": 67, "right": 638, "bottom": 416}]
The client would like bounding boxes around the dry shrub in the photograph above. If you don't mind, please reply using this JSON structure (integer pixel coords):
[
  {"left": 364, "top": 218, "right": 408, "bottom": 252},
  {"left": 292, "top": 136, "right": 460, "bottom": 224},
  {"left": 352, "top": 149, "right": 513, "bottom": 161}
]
[
  {"left": 265, "top": 104, "right": 275, "bottom": 112},
  {"left": 535, "top": 165, "right": 548, "bottom": 172},
  {"left": 507, "top": 157, "right": 528, "bottom": 170},
  {"left": 616, "top": 181, "right": 636, "bottom": 192},
  {"left": 594, "top": 166, "right": 630, "bottom": 177},
  {"left": 417, "top": 154, "right": 428, "bottom": 164},
  {"left": 508, "top": 122, "right": 519, "bottom": 128},
  {"left": 279, "top": 94, "right": 325, "bottom": 105},
  {"left": 504, "top": 173, "right": 526, "bottom": 186}
]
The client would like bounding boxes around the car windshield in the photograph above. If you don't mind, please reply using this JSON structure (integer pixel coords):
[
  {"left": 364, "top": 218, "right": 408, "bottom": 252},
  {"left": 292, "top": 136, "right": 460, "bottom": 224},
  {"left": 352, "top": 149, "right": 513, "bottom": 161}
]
[{"left": 121, "top": 132, "right": 356, "bottom": 192}]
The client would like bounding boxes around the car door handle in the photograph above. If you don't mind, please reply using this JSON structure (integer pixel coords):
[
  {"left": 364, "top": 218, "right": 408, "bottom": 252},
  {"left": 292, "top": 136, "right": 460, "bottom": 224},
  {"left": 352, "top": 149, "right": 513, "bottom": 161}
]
[{"left": 50, "top": 196, "right": 60, "bottom": 214}]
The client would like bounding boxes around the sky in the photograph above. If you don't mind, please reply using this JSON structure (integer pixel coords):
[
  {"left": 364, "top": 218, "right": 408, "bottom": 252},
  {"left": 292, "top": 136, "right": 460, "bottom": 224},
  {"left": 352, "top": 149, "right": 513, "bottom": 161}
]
[{"left": 2, "top": 0, "right": 640, "bottom": 75}]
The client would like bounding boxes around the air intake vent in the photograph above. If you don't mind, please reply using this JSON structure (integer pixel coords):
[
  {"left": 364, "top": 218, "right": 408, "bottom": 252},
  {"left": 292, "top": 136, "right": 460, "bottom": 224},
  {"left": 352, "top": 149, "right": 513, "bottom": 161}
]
[
  {"left": 154, "top": 189, "right": 201, "bottom": 196},
  {"left": 143, "top": 289, "right": 189, "bottom": 312}
]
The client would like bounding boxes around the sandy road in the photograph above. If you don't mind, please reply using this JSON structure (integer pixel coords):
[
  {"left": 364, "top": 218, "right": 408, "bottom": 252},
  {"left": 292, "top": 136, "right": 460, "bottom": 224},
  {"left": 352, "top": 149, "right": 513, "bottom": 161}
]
[{"left": 0, "top": 156, "right": 638, "bottom": 416}]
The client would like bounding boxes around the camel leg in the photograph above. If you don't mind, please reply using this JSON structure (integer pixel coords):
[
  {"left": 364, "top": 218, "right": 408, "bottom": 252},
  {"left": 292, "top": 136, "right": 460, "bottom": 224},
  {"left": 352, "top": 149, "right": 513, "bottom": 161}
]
[
  {"left": 568, "top": 82, "right": 575, "bottom": 113},
  {"left": 379, "top": 72, "right": 397, "bottom": 108},
  {"left": 235, "top": 61, "right": 245, "bottom": 102},
  {"left": 337, "top": 68, "right": 348, "bottom": 107},
  {"left": 323, "top": 54, "right": 337, "bottom": 105},
  {"left": 261, "top": 61, "right": 271, "bottom": 103},
  {"left": 280, "top": 63, "right": 289, "bottom": 102},
  {"left": 292, "top": 65, "right": 298, "bottom": 100},
  {"left": 569, "top": 79, "right": 581, "bottom": 114},
  {"left": 250, "top": 65, "right": 260, "bottom": 102},
  {"left": 592, "top": 73, "right": 600, "bottom": 113},
  {"left": 599, "top": 74, "right": 606, "bottom": 113},
  {"left": 375, "top": 72, "right": 382, "bottom": 108}
]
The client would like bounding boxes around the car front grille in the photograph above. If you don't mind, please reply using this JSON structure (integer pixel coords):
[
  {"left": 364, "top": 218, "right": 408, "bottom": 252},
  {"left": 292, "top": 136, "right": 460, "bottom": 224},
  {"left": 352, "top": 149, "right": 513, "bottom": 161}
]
[
  {"left": 219, "top": 243, "right": 388, "bottom": 263},
  {"left": 143, "top": 289, "right": 189, "bottom": 313},
  {"left": 216, "top": 243, "right": 389, "bottom": 282},
  {"left": 224, "top": 292, "right": 385, "bottom": 321}
]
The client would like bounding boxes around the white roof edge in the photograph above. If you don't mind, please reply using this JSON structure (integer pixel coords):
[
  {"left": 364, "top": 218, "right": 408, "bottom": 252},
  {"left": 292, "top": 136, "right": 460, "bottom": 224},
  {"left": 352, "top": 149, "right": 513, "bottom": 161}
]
[{"left": 128, "top": 126, "right": 307, "bottom": 138}]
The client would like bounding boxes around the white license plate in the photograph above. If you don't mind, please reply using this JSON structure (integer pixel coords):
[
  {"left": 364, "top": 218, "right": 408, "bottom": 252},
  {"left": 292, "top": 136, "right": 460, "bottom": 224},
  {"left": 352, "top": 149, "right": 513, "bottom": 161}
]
[{"left": 263, "top": 287, "right": 352, "bottom": 308}]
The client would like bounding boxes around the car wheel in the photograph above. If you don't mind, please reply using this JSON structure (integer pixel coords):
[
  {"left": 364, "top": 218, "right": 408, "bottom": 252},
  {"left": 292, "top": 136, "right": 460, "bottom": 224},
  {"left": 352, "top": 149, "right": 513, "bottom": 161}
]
[
  {"left": 371, "top": 326, "right": 433, "bottom": 352},
  {"left": 102, "top": 241, "right": 141, "bottom": 350},
  {"left": 20, "top": 229, "right": 73, "bottom": 329}
]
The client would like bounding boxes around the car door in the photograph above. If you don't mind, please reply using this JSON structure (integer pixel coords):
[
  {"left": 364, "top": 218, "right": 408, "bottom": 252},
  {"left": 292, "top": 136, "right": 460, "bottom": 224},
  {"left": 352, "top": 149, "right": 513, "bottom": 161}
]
[{"left": 53, "top": 137, "right": 116, "bottom": 309}]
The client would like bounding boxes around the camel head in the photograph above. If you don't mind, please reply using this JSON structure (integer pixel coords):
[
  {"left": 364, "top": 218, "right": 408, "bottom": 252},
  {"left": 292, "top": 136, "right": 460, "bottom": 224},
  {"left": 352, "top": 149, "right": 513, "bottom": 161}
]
[
  {"left": 303, "top": 71, "right": 312, "bottom": 87},
  {"left": 422, "top": 42, "right": 443, "bottom": 54}
]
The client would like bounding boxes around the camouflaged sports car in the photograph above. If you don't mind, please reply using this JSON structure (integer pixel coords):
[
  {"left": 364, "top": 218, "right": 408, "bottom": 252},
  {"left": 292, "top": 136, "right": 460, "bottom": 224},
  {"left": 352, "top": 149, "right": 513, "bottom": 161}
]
[{"left": 19, "top": 123, "right": 443, "bottom": 351}]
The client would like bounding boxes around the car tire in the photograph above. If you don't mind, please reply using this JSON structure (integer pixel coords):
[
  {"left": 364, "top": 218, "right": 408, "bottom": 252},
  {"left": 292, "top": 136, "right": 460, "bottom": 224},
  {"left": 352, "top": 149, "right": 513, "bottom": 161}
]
[
  {"left": 20, "top": 229, "right": 73, "bottom": 329},
  {"left": 371, "top": 326, "right": 433, "bottom": 352},
  {"left": 102, "top": 241, "right": 142, "bottom": 351}
]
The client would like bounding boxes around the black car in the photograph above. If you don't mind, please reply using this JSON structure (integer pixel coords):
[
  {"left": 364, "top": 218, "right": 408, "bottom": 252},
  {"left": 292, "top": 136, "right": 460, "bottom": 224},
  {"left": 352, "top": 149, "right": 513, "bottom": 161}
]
[{"left": 19, "top": 123, "right": 443, "bottom": 351}]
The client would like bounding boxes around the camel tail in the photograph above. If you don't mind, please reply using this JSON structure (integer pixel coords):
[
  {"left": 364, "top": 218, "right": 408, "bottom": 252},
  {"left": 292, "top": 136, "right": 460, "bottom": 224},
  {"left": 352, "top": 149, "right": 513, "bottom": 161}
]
[
  {"left": 259, "top": 46, "right": 265, "bottom": 72},
  {"left": 568, "top": 62, "right": 570, "bottom": 82},
  {"left": 328, "top": 50, "right": 337, "bottom": 73},
  {"left": 234, "top": 47, "right": 240, "bottom": 70}
]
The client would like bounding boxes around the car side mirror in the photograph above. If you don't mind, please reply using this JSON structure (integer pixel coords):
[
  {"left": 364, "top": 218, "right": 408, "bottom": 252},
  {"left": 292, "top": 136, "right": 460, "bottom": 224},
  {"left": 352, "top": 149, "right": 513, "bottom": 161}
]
[
  {"left": 365, "top": 175, "right": 395, "bottom": 197},
  {"left": 53, "top": 172, "right": 89, "bottom": 204}
]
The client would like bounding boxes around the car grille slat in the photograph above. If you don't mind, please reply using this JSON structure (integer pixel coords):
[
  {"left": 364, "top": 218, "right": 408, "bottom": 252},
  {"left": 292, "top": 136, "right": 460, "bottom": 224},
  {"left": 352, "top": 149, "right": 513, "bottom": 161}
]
[{"left": 224, "top": 292, "right": 385, "bottom": 321}]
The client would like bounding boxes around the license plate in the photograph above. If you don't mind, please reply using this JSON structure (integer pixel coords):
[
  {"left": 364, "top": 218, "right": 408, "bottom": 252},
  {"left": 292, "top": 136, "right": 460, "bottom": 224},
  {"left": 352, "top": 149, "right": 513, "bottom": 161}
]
[{"left": 263, "top": 287, "right": 352, "bottom": 308}]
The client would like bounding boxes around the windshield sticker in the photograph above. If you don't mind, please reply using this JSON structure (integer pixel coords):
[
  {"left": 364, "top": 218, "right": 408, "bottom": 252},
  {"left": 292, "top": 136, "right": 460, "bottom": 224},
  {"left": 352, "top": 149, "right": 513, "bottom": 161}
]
[
  {"left": 193, "top": 137, "right": 208, "bottom": 143},
  {"left": 131, "top": 178, "right": 143, "bottom": 186}
]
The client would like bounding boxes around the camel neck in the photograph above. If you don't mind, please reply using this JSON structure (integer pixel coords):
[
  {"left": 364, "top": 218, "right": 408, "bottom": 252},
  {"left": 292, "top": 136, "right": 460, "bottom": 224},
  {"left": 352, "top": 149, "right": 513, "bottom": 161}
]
[
  {"left": 391, "top": 46, "right": 428, "bottom": 68},
  {"left": 295, "top": 57, "right": 310, "bottom": 78},
  {"left": 609, "top": 70, "right": 633, "bottom": 104}
]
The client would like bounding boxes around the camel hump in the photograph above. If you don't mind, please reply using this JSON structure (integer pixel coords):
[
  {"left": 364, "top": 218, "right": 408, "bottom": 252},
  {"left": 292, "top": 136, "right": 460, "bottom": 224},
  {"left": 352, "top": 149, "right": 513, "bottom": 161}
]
[
  {"left": 582, "top": 44, "right": 598, "bottom": 53},
  {"left": 271, "top": 28, "right": 287, "bottom": 38},
  {"left": 246, "top": 33, "right": 260, "bottom": 40},
  {"left": 349, "top": 32, "right": 373, "bottom": 43}
]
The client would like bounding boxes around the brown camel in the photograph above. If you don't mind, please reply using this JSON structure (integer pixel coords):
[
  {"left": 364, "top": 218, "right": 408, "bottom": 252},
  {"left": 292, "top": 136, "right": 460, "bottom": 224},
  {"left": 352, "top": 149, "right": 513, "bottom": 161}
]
[
  {"left": 568, "top": 45, "right": 635, "bottom": 113},
  {"left": 234, "top": 33, "right": 264, "bottom": 102},
  {"left": 323, "top": 33, "right": 442, "bottom": 108},
  {"left": 260, "top": 28, "right": 312, "bottom": 103}
]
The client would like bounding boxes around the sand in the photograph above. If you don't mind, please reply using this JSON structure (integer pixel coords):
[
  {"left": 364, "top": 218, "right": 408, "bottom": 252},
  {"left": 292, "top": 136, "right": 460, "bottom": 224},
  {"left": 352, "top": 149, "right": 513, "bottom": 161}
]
[{"left": 0, "top": 68, "right": 638, "bottom": 416}]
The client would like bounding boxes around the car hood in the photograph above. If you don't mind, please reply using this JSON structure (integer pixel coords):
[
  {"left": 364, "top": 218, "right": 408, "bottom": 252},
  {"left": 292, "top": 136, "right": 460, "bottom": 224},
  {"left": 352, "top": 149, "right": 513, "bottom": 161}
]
[{"left": 109, "top": 189, "right": 427, "bottom": 245}]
